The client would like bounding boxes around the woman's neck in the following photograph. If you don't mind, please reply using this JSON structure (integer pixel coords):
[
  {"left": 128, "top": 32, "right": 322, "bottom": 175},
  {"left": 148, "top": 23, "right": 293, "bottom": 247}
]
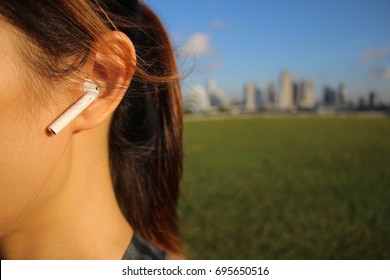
[{"left": 0, "top": 127, "right": 133, "bottom": 259}]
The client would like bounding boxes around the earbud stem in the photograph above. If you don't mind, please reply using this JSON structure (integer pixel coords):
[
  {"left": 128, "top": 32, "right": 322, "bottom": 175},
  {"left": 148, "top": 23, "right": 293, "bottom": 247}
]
[{"left": 48, "top": 79, "right": 99, "bottom": 135}]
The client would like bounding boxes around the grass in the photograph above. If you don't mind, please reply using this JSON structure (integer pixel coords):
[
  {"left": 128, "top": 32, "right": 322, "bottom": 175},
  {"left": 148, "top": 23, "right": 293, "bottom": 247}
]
[{"left": 180, "top": 116, "right": 390, "bottom": 259}]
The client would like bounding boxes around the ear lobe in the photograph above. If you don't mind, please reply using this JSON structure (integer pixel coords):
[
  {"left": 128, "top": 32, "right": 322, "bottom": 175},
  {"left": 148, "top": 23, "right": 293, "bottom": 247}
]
[{"left": 73, "top": 31, "right": 136, "bottom": 133}]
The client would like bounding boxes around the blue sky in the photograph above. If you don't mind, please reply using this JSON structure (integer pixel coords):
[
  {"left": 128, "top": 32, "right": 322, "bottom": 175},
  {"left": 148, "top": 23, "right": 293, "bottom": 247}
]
[{"left": 145, "top": 0, "right": 390, "bottom": 102}]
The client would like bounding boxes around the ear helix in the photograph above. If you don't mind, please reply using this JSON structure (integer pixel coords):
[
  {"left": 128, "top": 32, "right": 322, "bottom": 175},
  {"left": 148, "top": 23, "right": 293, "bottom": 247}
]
[{"left": 48, "top": 79, "right": 100, "bottom": 135}]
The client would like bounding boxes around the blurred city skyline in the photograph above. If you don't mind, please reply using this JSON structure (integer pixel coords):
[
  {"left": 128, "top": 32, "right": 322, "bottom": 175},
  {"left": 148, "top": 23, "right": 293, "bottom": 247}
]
[{"left": 146, "top": 0, "right": 390, "bottom": 102}]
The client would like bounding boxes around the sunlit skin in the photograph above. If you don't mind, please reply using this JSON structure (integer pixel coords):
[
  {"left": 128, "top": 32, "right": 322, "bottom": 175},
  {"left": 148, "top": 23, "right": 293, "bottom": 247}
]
[{"left": 0, "top": 18, "right": 136, "bottom": 259}]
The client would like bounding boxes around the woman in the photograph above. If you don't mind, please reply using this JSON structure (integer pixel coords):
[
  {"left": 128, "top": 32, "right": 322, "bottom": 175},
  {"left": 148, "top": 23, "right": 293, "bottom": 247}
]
[{"left": 0, "top": 0, "right": 182, "bottom": 260}]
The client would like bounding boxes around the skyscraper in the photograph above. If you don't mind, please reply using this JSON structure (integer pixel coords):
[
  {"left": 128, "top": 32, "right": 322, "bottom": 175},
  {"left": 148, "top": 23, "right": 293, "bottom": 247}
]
[
  {"left": 278, "top": 70, "right": 294, "bottom": 110},
  {"left": 299, "top": 80, "right": 316, "bottom": 109},
  {"left": 206, "top": 78, "right": 224, "bottom": 107},
  {"left": 292, "top": 82, "right": 300, "bottom": 107},
  {"left": 323, "top": 86, "right": 336, "bottom": 105},
  {"left": 369, "top": 91, "right": 380, "bottom": 108},
  {"left": 263, "top": 83, "right": 276, "bottom": 110},
  {"left": 336, "top": 84, "right": 347, "bottom": 108},
  {"left": 184, "top": 85, "right": 210, "bottom": 112},
  {"left": 245, "top": 81, "right": 257, "bottom": 112},
  {"left": 267, "top": 83, "right": 276, "bottom": 104}
]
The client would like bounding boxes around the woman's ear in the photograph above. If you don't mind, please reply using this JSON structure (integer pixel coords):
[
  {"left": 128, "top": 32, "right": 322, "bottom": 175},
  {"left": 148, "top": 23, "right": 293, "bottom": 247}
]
[{"left": 73, "top": 31, "right": 136, "bottom": 133}]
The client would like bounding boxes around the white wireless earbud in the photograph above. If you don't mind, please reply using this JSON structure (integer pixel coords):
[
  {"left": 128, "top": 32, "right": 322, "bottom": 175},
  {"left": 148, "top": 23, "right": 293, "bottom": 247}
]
[{"left": 48, "top": 79, "right": 100, "bottom": 135}]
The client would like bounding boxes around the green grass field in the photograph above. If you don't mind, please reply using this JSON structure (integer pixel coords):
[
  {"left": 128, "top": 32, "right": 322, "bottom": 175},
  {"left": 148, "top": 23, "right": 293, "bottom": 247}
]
[{"left": 180, "top": 115, "right": 390, "bottom": 259}]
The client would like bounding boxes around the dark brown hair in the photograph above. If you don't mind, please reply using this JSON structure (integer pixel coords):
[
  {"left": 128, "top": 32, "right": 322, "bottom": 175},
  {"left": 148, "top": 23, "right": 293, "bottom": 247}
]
[{"left": 0, "top": 0, "right": 183, "bottom": 253}]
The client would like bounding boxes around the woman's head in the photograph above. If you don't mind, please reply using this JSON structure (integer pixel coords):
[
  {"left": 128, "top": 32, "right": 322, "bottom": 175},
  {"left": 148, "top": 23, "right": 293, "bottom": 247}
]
[{"left": 0, "top": 0, "right": 182, "bottom": 255}]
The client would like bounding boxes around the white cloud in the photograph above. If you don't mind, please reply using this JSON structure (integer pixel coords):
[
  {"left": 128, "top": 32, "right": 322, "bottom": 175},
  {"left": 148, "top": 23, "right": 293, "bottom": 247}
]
[
  {"left": 182, "top": 33, "right": 212, "bottom": 57},
  {"left": 382, "top": 68, "right": 390, "bottom": 79},
  {"left": 370, "top": 67, "right": 390, "bottom": 80},
  {"left": 361, "top": 48, "right": 389, "bottom": 62},
  {"left": 196, "top": 59, "right": 224, "bottom": 73},
  {"left": 211, "top": 19, "right": 227, "bottom": 29}
]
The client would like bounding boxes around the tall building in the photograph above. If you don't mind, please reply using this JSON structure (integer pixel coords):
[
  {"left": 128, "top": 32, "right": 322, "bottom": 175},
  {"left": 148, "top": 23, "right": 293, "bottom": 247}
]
[
  {"left": 263, "top": 83, "right": 276, "bottom": 110},
  {"left": 336, "top": 84, "right": 347, "bottom": 108},
  {"left": 278, "top": 70, "right": 294, "bottom": 110},
  {"left": 184, "top": 85, "right": 210, "bottom": 112},
  {"left": 299, "top": 80, "right": 316, "bottom": 109},
  {"left": 292, "top": 82, "right": 301, "bottom": 107},
  {"left": 245, "top": 81, "right": 257, "bottom": 112},
  {"left": 358, "top": 96, "right": 366, "bottom": 109},
  {"left": 267, "top": 83, "right": 276, "bottom": 104},
  {"left": 369, "top": 91, "right": 380, "bottom": 108},
  {"left": 255, "top": 86, "right": 262, "bottom": 106},
  {"left": 206, "top": 78, "right": 224, "bottom": 107},
  {"left": 323, "top": 86, "right": 336, "bottom": 105}
]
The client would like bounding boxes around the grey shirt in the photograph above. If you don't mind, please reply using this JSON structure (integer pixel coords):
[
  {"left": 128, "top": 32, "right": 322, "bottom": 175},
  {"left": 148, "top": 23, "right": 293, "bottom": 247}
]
[{"left": 122, "top": 234, "right": 166, "bottom": 260}]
